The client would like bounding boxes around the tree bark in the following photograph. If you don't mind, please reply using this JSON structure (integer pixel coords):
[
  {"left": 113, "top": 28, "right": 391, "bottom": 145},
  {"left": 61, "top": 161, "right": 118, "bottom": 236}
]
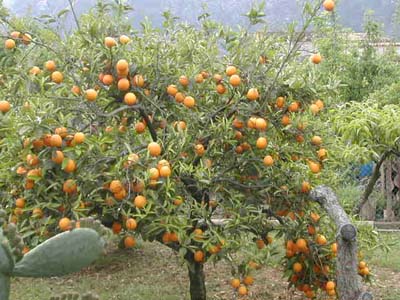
[
  {"left": 354, "top": 151, "right": 391, "bottom": 217},
  {"left": 383, "top": 160, "right": 396, "bottom": 221},
  {"left": 311, "top": 186, "right": 373, "bottom": 300},
  {"left": 187, "top": 259, "right": 206, "bottom": 300},
  {"left": 0, "top": 273, "right": 10, "bottom": 300}
]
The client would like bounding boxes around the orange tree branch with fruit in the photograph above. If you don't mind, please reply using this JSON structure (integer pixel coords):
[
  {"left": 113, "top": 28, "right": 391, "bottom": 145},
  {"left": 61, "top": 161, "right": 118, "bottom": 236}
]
[{"left": 0, "top": 1, "right": 373, "bottom": 300}]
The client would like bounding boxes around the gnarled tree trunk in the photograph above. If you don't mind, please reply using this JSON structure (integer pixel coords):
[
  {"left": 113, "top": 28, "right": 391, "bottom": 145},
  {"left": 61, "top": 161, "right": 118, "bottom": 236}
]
[
  {"left": 187, "top": 259, "right": 206, "bottom": 300},
  {"left": 311, "top": 186, "right": 373, "bottom": 300}
]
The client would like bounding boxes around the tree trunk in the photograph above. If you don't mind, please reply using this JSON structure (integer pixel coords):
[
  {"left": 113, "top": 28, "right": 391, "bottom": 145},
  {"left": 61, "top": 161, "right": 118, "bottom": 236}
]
[
  {"left": 187, "top": 259, "right": 206, "bottom": 300},
  {"left": 310, "top": 186, "right": 373, "bottom": 300},
  {"left": 382, "top": 160, "right": 396, "bottom": 221},
  {"left": 0, "top": 273, "right": 10, "bottom": 300}
]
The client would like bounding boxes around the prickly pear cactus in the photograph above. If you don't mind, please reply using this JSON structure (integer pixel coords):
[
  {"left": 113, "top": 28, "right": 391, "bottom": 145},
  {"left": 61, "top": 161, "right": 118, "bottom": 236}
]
[{"left": 0, "top": 210, "right": 107, "bottom": 300}]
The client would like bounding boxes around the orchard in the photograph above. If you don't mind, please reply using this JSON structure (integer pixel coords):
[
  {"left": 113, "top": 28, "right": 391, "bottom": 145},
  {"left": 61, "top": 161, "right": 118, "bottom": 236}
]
[{"left": 1, "top": 0, "right": 399, "bottom": 300}]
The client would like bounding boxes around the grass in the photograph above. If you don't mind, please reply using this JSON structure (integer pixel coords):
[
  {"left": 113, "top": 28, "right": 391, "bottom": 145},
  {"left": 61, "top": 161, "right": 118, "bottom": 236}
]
[{"left": 9, "top": 233, "right": 400, "bottom": 300}]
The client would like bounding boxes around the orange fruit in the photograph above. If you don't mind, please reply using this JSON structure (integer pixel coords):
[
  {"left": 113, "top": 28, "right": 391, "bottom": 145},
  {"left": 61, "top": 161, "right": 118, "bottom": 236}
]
[
  {"left": 296, "top": 239, "right": 308, "bottom": 251},
  {"left": 310, "top": 212, "right": 320, "bottom": 222},
  {"left": 216, "top": 84, "right": 226, "bottom": 94},
  {"left": 149, "top": 167, "right": 160, "bottom": 180},
  {"left": 167, "top": 85, "right": 178, "bottom": 96},
  {"left": 183, "top": 96, "right": 196, "bottom": 108},
  {"left": 119, "top": 35, "right": 131, "bottom": 44},
  {"left": 256, "top": 137, "right": 268, "bottom": 149},
  {"left": 311, "top": 53, "right": 322, "bottom": 64},
  {"left": 124, "top": 236, "right": 136, "bottom": 248},
  {"left": 5, "top": 39, "right": 16, "bottom": 49},
  {"left": 29, "top": 66, "right": 41, "bottom": 75},
  {"left": 243, "top": 276, "right": 254, "bottom": 286},
  {"left": 175, "top": 92, "right": 185, "bottom": 103},
  {"left": 194, "top": 250, "right": 204, "bottom": 263},
  {"left": 179, "top": 75, "right": 189, "bottom": 86},
  {"left": 15, "top": 198, "right": 26, "bottom": 208},
  {"left": 51, "top": 71, "right": 63, "bottom": 84},
  {"left": 317, "top": 148, "right": 328, "bottom": 160},
  {"left": 63, "top": 159, "right": 76, "bottom": 173},
  {"left": 263, "top": 155, "right": 274, "bottom": 166},
  {"left": 10, "top": 31, "right": 20, "bottom": 39},
  {"left": 50, "top": 134, "right": 63, "bottom": 147},
  {"left": 315, "top": 99, "right": 324, "bottom": 110},
  {"left": 118, "top": 78, "right": 130, "bottom": 91},
  {"left": 173, "top": 197, "right": 183, "bottom": 206},
  {"left": 116, "top": 59, "right": 129, "bottom": 72},
  {"left": 148, "top": 142, "right": 162, "bottom": 156},
  {"left": 293, "top": 262, "right": 303, "bottom": 273},
  {"left": 135, "top": 122, "right": 146, "bottom": 133},
  {"left": 0, "top": 100, "right": 11, "bottom": 113},
  {"left": 55, "top": 127, "right": 68, "bottom": 138},
  {"left": 102, "top": 74, "right": 114, "bottom": 85},
  {"left": 124, "top": 92, "right": 137, "bottom": 106},
  {"left": 126, "top": 218, "right": 137, "bottom": 230},
  {"left": 230, "top": 278, "right": 240, "bottom": 289},
  {"left": 326, "top": 281, "right": 335, "bottom": 290},
  {"left": 71, "top": 85, "right": 81, "bottom": 95},
  {"left": 255, "top": 118, "right": 267, "bottom": 130},
  {"left": 311, "top": 136, "right": 322, "bottom": 146},
  {"left": 331, "top": 242, "right": 338, "bottom": 253},
  {"left": 44, "top": 60, "right": 56, "bottom": 72},
  {"left": 104, "top": 37, "right": 117, "bottom": 48},
  {"left": 238, "top": 285, "right": 248, "bottom": 296},
  {"left": 213, "top": 74, "right": 222, "bottom": 83},
  {"left": 159, "top": 165, "right": 171, "bottom": 177},
  {"left": 276, "top": 96, "right": 285, "bottom": 108},
  {"left": 288, "top": 102, "right": 299, "bottom": 112},
  {"left": 195, "top": 73, "right": 204, "bottom": 83},
  {"left": 134, "top": 195, "right": 147, "bottom": 209},
  {"left": 109, "top": 180, "right": 123, "bottom": 193},
  {"left": 281, "top": 114, "right": 291, "bottom": 126},
  {"left": 22, "top": 33, "right": 32, "bottom": 45},
  {"left": 63, "top": 179, "right": 77, "bottom": 194},
  {"left": 112, "top": 222, "right": 122, "bottom": 234},
  {"left": 59, "top": 217, "right": 71, "bottom": 231},
  {"left": 226, "top": 65, "right": 237, "bottom": 76},
  {"left": 359, "top": 261, "right": 367, "bottom": 269},
  {"left": 301, "top": 181, "right": 311, "bottom": 193},
  {"left": 247, "top": 88, "right": 259, "bottom": 101},
  {"left": 26, "top": 154, "right": 39, "bottom": 166},
  {"left": 195, "top": 144, "right": 205, "bottom": 156},
  {"left": 323, "top": 0, "right": 335, "bottom": 11},
  {"left": 229, "top": 74, "right": 241, "bottom": 87},
  {"left": 73, "top": 132, "right": 85, "bottom": 144},
  {"left": 308, "top": 160, "right": 321, "bottom": 174},
  {"left": 360, "top": 267, "right": 369, "bottom": 276},
  {"left": 310, "top": 105, "right": 320, "bottom": 115},
  {"left": 256, "top": 239, "right": 265, "bottom": 249},
  {"left": 316, "top": 234, "right": 327, "bottom": 245},
  {"left": 132, "top": 74, "right": 145, "bottom": 87}
]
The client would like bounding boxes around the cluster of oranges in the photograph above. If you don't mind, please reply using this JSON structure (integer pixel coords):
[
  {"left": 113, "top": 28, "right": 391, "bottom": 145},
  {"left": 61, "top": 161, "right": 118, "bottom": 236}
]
[{"left": 3, "top": 31, "right": 32, "bottom": 50}]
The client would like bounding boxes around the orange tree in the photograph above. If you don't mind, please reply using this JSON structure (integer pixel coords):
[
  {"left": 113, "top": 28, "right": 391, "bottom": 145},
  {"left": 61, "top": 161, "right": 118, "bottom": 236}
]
[{"left": 0, "top": 1, "right": 368, "bottom": 299}]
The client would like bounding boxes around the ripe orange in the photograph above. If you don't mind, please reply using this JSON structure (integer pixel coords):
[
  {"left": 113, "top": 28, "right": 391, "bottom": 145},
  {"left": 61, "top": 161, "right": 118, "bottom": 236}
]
[
  {"left": 183, "top": 96, "right": 196, "bottom": 108},
  {"left": 316, "top": 234, "right": 327, "bottom": 245},
  {"left": 195, "top": 144, "right": 205, "bottom": 156},
  {"left": 63, "top": 159, "right": 77, "bottom": 173},
  {"left": 238, "top": 285, "right": 248, "bottom": 296},
  {"left": 175, "top": 92, "right": 185, "bottom": 103},
  {"left": 263, "top": 155, "right": 274, "bottom": 166},
  {"left": 22, "top": 33, "right": 32, "bottom": 45},
  {"left": 323, "top": 0, "right": 335, "bottom": 11},
  {"left": 119, "top": 35, "right": 131, "bottom": 44},
  {"left": 216, "top": 84, "right": 226, "bottom": 94},
  {"left": 102, "top": 74, "right": 114, "bottom": 85},
  {"left": 135, "top": 122, "right": 146, "bottom": 133},
  {"left": 118, "top": 78, "right": 130, "bottom": 91},
  {"left": 213, "top": 73, "right": 222, "bottom": 83},
  {"left": 124, "top": 236, "right": 136, "bottom": 248},
  {"left": 276, "top": 96, "right": 285, "bottom": 108},
  {"left": 126, "top": 218, "right": 137, "bottom": 230},
  {"left": 55, "top": 127, "right": 68, "bottom": 138},
  {"left": 255, "top": 118, "right": 268, "bottom": 130},
  {"left": 159, "top": 165, "right": 172, "bottom": 177},
  {"left": 112, "top": 222, "right": 122, "bottom": 234},
  {"left": 10, "top": 31, "right": 20, "bottom": 39},
  {"left": 281, "top": 114, "right": 291, "bottom": 126},
  {"left": 256, "top": 239, "right": 265, "bottom": 249},
  {"left": 149, "top": 167, "right": 160, "bottom": 180},
  {"left": 71, "top": 85, "right": 81, "bottom": 95},
  {"left": 124, "top": 92, "right": 137, "bottom": 106},
  {"left": 310, "top": 212, "right": 320, "bottom": 222},
  {"left": 256, "top": 137, "right": 268, "bottom": 149},
  {"left": 331, "top": 242, "right": 338, "bottom": 253},
  {"left": 225, "top": 65, "right": 237, "bottom": 76},
  {"left": 195, "top": 73, "right": 204, "bottom": 83},
  {"left": 288, "top": 102, "right": 299, "bottom": 112},
  {"left": 301, "top": 181, "right": 311, "bottom": 193},
  {"left": 247, "top": 88, "right": 259, "bottom": 101},
  {"left": 29, "top": 66, "right": 41, "bottom": 75},
  {"left": 51, "top": 71, "right": 63, "bottom": 84},
  {"left": 116, "top": 59, "right": 129, "bottom": 72},
  {"left": 315, "top": 99, "right": 324, "bottom": 110},
  {"left": 63, "top": 179, "right": 77, "bottom": 194},
  {"left": 194, "top": 250, "right": 204, "bottom": 263},
  {"left": 311, "top": 136, "right": 322, "bottom": 146},
  {"left": 317, "top": 148, "right": 328, "bottom": 160},
  {"left": 148, "top": 142, "right": 162, "bottom": 156},
  {"left": 109, "top": 180, "right": 123, "bottom": 193},
  {"left": 311, "top": 53, "right": 322, "bottom": 64},
  {"left": 134, "top": 195, "right": 147, "bottom": 209},
  {"left": 45, "top": 60, "right": 56, "bottom": 72},
  {"left": 243, "top": 276, "right": 254, "bottom": 286},
  {"left": 26, "top": 154, "right": 39, "bottom": 166},
  {"left": 59, "top": 217, "right": 71, "bottom": 231},
  {"left": 73, "top": 132, "right": 85, "bottom": 144},
  {"left": 179, "top": 75, "right": 189, "bottom": 86},
  {"left": 50, "top": 134, "right": 63, "bottom": 147},
  {"left": 132, "top": 74, "right": 145, "bottom": 87},
  {"left": 5, "top": 39, "right": 16, "bottom": 49},
  {"left": 173, "top": 197, "right": 184, "bottom": 206},
  {"left": 293, "top": 262, "right": 303, "bottom": 273},
  {"left": 15, "top": 198, "right": 26, "bottom": 208},
  {"left": 296, "top": 239, "right": 308, "bottom": 251},
  {"left": 230, "top": 278, "right": 240, "bottom": 289},
  {"left": 0, "top": 100, "right": 11, "bottom": 113},
  {"left": 104, "top": 37, "right": 117, "bottom": 48},
  {"left": 167, "top": 85, "right": 178, "bottom": 96},
  {"left": 326, "top": 281, "right": 335, "bottom": 290},
  {"left": 229, "top": 74, "right": 241, "bottom": 87}
]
